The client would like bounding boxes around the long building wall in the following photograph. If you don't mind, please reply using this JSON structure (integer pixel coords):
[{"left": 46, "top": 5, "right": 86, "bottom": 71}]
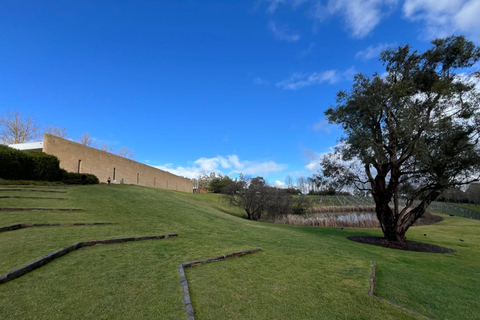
[{"left": 42, "top": 134, "right": 193, "bottom": 192}]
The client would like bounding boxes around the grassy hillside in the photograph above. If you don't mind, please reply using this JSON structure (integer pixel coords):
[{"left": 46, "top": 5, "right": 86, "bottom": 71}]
[{"left": 1, "top": 184, "right": 479, "bottom": 319}]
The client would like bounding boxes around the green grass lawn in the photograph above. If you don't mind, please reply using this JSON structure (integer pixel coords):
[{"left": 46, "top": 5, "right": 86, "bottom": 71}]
[
  {"left": 1, "top": 184, "right": 479, "bottom": 319},
  {"left": 455, "top": 203, "right": 480, "bottom": 213}
]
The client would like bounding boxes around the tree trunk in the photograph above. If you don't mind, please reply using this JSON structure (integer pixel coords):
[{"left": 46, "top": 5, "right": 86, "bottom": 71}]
[
  {"left": 376, "top": 190, "right": 442, "bottom": 245},
  {"left": 375, "top": 201, "right": 407, "bottom": 244}
]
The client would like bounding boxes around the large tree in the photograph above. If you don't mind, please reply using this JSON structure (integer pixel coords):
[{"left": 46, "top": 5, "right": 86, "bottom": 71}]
[{"left": 321, "top": 36, "right": 480, "bottom": 244}]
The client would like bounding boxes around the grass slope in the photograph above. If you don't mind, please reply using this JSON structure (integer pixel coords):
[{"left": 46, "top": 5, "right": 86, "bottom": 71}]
[{"left": 1, "top": 184, "right": 479, "bottom": 319}]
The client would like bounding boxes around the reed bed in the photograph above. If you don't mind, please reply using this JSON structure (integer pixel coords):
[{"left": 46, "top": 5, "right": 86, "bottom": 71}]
[
  {"left": 272, "top": 211, "right": 442, "bottom": 228},
  {"left": 274, "top": 213, "right": 380, "bottom": 228},
  {"left": 307, "top": 205, "right": 375, "bottom": 214}
]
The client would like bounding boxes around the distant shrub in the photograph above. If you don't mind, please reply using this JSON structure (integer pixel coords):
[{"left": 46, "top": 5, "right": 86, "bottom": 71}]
[{"left": 59, "top": 170, "right": 99, "bottom": 185}]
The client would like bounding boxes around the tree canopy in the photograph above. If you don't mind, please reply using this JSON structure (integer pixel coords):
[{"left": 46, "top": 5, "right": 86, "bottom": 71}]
[
  {"left": 321, "top": 35, "right": 480, "bottom": 244},
  {"left": 0, "top": 110, "right": 40, "bottom": 144}
]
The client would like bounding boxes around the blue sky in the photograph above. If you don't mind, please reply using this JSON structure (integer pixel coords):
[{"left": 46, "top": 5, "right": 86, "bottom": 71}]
[{"left": 1, "top": 0, "right": 479, "bottom": 186}]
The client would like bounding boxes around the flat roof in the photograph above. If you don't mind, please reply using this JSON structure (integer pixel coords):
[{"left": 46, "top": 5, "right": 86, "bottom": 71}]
[{"left": 8, "top": 141, "right": 43, "bottom": 151}]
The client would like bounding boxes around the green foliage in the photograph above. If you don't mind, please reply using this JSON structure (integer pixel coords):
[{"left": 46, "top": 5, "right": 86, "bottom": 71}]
[
  {"left": 285, "top": 187, "right": 301, "bottom": 195},
  {"left": 25, "top": 151, "right": 62, "bottom": 181},
  {"left": 59, "top": 169, "right": 99, "bottom": 185},
  {"left": 208, "top": 175, "right": 233, "bottom": 193},
  {"left": 0, "top": 145, "right": 60, "bottom": 181},
  {"left": 322, "top": 35, "right": 480, "bottom": 243},
  {"left": 223, "top": 175, "right": 311, "bottom": 219}
]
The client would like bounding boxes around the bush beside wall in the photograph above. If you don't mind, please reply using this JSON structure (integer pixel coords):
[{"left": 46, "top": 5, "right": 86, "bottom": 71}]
[
  {"left": 0, "top": 145, "right": 60, "bottom": 181},
  {"left": 59, "top": 170, "right": 99, "bottom": 185},
  {"left": 0, "top": 145, "right": 98, "bottom": 184}
]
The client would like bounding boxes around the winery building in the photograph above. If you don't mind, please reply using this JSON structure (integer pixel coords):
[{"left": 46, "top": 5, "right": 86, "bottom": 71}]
[{"left": 9, "top": 134, "right": 193, "bottom": 193}]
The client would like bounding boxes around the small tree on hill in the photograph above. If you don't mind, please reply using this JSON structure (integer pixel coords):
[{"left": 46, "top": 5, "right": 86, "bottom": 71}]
[
  {"left": 321, "top": 35, "right": 480, "bottom": 244},
  {"left": 78, "top": 133, "right": 93, "bottom": 146},
  {"left": 223, "top": 175, "right": 269, "bottom": 220},
  {"left": 223, "top": 175, "right": 312, "bottom": 220},
  {"left": 44, "top": 125, "right": 68, "bottom": 139},
  {"left": 116, "top": 146, "right": 135, "bottom": 160},
  {"left": 209, "top": 175, "right": 233, "bottom": 193}
]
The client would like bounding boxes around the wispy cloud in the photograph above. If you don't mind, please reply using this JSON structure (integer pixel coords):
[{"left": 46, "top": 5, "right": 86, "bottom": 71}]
[
  {"left": 355, "top": 42, "right": 395, "bottom": 60},
  {"left": 292, "top": 0, "right": 308, "bottom": 9},
  {"left": 262, "top": 0, "right": 308, "bottom": 13},
  {"left": 298, "top": 42, "right": 315, "bottom": 58},
  {"left": 253, "top": 77, "right": 270, "bottom": 85},
  {"left": 313, "top": 118, "right": 336, "bottom": 134},
  {"left": 276, "top": 67, "right": 356, "bottom": 90},
  {"left": 329, "top": 0, "right": 398, "bottom": 38},
  {"left": 310, "top": 0, "right": 397, "bottom": 38},
  {"left": 268, "top": 21, "right": 301, "bottom": 42},
  {"left": 403, "top": 0, "right": 480, "bottom": 42},
  {"left": 155, "top": 155, "right": 287, "bottom": 179},
  {"left": 266, "top": 0, "right": 286, "bottom": 13}
]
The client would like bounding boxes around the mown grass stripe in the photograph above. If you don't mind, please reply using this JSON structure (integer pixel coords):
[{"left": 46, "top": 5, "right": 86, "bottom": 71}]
[
  {"left": 368, "top": 261, "right": 435, "bottom": 320},
  {"left": 178, "top": 248, "right": 262, "bottom": 320},
  {"left": 0, "top": 233, "right": 178, "bottom": 285}
]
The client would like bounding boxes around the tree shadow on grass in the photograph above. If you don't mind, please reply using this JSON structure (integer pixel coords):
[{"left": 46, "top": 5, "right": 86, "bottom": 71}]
[{"left": 348, "top": 236, "right": 455, "bottom": 253}]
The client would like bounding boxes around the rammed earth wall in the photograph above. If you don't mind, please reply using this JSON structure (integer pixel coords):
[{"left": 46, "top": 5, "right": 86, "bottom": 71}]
[{"left": 43, "top": 134, "right": 193, "bottom": 192}]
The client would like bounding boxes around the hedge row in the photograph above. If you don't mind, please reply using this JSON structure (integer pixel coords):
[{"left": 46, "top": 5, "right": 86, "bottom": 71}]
[
  {"left": 59, "top": 170, "right": 99, "bottom": 185},
  {"left": 0, "top": 145, "right": 60, "bottom": 181},
  {"left": 0, "top": 145, "right": 98, "bottom": 184}
]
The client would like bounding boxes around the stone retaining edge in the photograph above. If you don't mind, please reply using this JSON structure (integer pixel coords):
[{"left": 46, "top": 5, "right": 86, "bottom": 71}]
[
  {"left": 0, "top": 196, "right": 68, "bottom": 200},
  {"left": 0, "top": 222, "right": 118, "bottom": 233},
  {"left": 178, "top": 247, "right": 262, "bottom": 320},
  {"left": 369, "top": 261, "right": 435, "bottom": 320},
  {"left": 0, "top": 189, "right": 68, "bottom": 193},
  {"left": 0, "top": 208, "right": 83, "bottom": 212},
  {"left": 0, "top": 233, "right": 178, "bottom": 285}
]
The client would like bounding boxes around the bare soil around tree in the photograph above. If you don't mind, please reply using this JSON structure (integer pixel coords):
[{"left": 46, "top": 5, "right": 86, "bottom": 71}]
[{"left": 347, "top": 236, "right": 455, "bottom": 253}]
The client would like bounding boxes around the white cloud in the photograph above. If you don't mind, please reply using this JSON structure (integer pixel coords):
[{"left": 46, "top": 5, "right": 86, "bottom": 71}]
[
  {"left": 155, "top": 155, "right": 287, "bottom": 179},
  {"left": 274, "top": 180, "right": 287, "bottom": 188},
  {"left": 276, "top": 67, "right": 356, "bottom": 90},
  {"left": 324, "top": 0, "right": 398, "bottom": 39},
  {"left": 304, "top": 149, "right": 326, "bottom": 171},
  {"left": 303, "top": 145, "right": 340, "bottom": 172},
  {"left": 227, "top": 155, "right": 244, "bottom": 170},
  {"left": 355, "top": 42, "right": 395, "bottom": 60},
  {"left": 268, "top": 21, "right": 301, "bottom": 42},
  {"left": 241, "top": 161, "right": 288, "bottom": 175},
  {"left": 403, "top": 0, "right": 480, "bottom": 41}
]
